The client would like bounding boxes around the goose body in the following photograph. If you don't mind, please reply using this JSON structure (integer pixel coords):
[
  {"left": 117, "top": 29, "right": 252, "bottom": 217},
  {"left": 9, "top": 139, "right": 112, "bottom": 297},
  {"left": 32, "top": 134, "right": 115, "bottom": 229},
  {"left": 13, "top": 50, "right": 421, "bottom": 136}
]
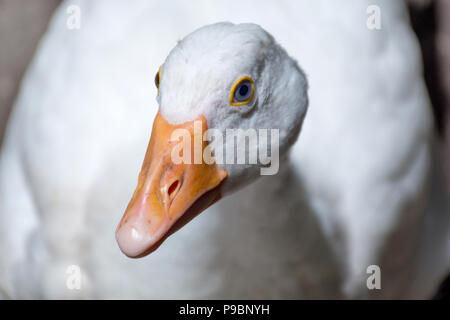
[{"left": 0, "top": 0, "right": 449, "bottom": 299}]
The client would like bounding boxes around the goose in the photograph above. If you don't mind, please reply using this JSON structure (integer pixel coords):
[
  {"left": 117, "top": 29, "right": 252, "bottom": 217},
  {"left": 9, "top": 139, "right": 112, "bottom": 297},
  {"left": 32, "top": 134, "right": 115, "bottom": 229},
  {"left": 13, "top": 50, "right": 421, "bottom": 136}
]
[{"left": 0, "top": 0, "right": 449, "bottom": 299}]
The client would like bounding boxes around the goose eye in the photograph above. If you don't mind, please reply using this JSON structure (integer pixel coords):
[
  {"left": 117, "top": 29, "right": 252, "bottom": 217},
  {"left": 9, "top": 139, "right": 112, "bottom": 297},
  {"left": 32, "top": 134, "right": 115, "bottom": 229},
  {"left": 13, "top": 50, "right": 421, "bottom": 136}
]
[
  {"left": 154, "top": 72, "right": 160, "bottom": 89},
  {"left": 230, "top": 77, "right": 254, "bottom": 106},
  {"left": 154, "top": 68, "right": 160, "bottom": 89},
  {"left": 155, "top": 67, "right": 162, "bottom": 95}
]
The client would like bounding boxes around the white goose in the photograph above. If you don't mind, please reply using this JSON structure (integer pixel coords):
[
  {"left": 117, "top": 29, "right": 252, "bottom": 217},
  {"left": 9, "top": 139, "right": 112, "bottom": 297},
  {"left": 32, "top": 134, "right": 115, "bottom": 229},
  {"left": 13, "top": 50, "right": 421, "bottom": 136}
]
[{"left": 0, "top": 0, "right": 449, "bottom": 299}]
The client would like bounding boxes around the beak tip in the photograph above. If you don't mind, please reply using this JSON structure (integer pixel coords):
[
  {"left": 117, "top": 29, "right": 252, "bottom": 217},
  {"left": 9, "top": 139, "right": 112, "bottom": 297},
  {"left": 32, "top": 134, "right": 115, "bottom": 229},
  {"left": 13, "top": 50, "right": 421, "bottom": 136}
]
[{"left": 115, "top": 221, "right": 155, "bottom": 258}]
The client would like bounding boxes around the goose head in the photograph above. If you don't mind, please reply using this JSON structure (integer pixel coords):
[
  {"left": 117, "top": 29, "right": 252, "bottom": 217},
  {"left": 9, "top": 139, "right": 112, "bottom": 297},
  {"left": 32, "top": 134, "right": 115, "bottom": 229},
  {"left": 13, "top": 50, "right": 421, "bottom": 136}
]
[{"left": 116, "top": 22, "right": 308, "bottom": 258}]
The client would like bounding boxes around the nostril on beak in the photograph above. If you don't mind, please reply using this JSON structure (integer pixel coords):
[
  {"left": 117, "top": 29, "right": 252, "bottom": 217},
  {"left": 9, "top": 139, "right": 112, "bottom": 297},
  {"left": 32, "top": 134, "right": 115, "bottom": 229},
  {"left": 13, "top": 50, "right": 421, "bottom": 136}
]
[{"left": 167, "top": 179, "right": 180, "bottom": 200}]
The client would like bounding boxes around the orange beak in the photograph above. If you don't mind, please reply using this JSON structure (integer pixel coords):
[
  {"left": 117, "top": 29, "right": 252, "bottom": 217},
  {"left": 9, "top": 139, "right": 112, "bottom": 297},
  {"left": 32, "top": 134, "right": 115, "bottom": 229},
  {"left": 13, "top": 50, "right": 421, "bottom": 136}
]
[{"left": 116, "top": 112, "right": 227, "bottom": 258}]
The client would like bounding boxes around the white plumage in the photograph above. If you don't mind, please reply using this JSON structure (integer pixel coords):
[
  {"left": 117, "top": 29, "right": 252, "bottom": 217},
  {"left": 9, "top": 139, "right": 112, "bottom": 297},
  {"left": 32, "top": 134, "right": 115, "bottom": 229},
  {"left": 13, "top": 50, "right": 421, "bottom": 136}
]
[{"left": 0, "top": 0, "right": 449, "bottom": 299}]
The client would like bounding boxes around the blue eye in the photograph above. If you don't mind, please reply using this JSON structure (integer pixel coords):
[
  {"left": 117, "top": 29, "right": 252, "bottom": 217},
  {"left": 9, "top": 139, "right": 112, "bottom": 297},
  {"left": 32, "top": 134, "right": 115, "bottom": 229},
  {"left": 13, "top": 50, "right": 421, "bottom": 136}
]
[
  {"left": 230, "top": 77, "right": 255, "bottom": 106},
  {"left": 233, "top": 80, "right": 253, "bottom": 103}
]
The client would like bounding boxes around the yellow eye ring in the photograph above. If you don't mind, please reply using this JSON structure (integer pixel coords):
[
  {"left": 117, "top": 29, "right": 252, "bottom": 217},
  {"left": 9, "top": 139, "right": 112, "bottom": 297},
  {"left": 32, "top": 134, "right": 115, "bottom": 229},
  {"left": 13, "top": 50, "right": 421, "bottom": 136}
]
[
  {"left": 229, "top": 76, "right": 255, "bottom": 106},
  {"left": 155, "top": 66, "right": 162, "bottom": 95}
]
